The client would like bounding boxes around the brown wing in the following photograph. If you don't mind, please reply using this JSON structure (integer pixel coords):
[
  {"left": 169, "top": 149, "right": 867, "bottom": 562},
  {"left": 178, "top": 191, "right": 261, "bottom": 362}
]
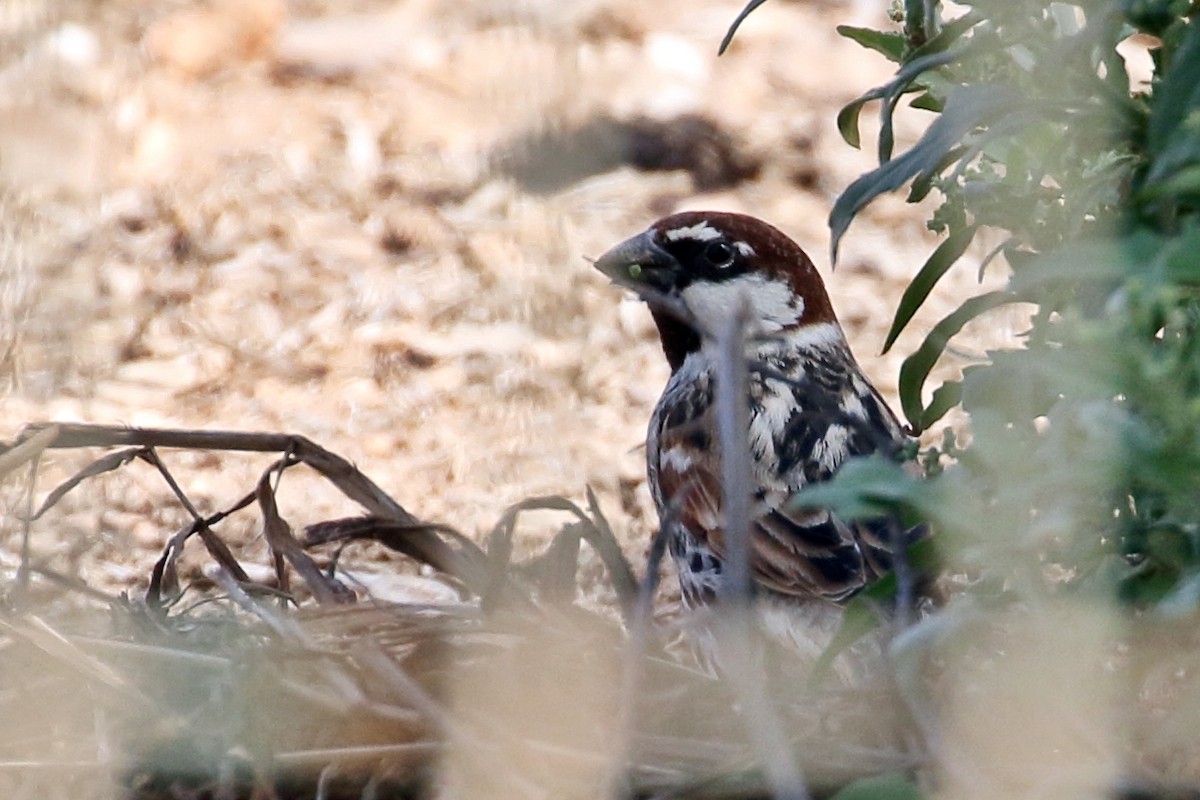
[
  {"left": 651, "top": 358, "right": 918, "bottom": 603},
  {"left": 653, "top": 406, "right": 882, "bottom": 603}
]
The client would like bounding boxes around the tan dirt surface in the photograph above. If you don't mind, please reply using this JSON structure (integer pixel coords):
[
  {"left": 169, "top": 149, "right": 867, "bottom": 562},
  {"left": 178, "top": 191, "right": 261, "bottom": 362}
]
[{"left": 0, "top": 0, "right": 1017, "bottom": 606}]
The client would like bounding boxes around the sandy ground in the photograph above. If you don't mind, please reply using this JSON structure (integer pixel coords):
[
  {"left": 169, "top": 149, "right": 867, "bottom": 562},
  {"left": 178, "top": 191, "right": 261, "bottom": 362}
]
[{"left": 0, "top": 0, "right": 1016, "bottom": 605}]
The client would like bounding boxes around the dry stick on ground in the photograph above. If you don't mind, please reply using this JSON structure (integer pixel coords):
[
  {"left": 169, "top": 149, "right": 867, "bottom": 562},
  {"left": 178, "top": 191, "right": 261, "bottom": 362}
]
[
  {"left": 4, "top": 423, "right": 635, "bottom": 615},
  {"left": 303, "top": 492, "right": 639, "bottom": 612},
  {"left": 2, "top": 423, "right": 446, "bottom": 609},
  {"left": 7, "top": 424, "right": 420, "bottom": 522}
]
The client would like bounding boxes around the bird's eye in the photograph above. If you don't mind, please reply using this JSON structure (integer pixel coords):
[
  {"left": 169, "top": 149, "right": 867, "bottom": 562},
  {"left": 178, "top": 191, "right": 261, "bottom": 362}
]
[{"left": 703, "top": 240, "right": 736, "bottom": 269}]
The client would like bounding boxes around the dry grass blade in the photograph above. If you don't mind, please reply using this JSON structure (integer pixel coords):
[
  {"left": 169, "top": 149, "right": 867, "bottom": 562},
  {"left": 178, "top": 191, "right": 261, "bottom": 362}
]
[
  {"left": 146, "top": 489, "right": 262, "bottom": 608},
  {"left": 30, "top": 446, "right": 145, "bottom": 521},
  {"left": 2, "top": 422, "right": 910, "bottom": 798},
  {"left": 304, "top": 517, "right": 490, "bottom": 595},
  {"left": 272, "top": 743, "right": 437, "bottom": 768},
  {"left": 256, "top": 469, "right": 354, "bottom": 606},
  {"left": 3, "top": 423, "right": 431, "bottom": 611},
  {"left": 584, "top": 485, "right": 640, "bottom": 612},
  {"left": 0, "top": 422, "right": 57, "bottom": 479},
  {"left": 26, "top": 564, "right": 121, "bottom": 605},
  {"left": 148, "top": 511, "right": 254, "bottom": 610},
  {"left": 197, "top": 526, "right": 257, "bottom": 589},
  {"left": 286, "top": 441, "right": 419, "bottom": 524},
  {"left": 530, "top": 524, "right": 585, "bottom": 602},
  {"left": 209, "top": 566, "right": 310, "bottom": 643},
  {"left": 488, "top": 494, "right": 639, "bottom": 615},
  {"left": 139, "top": 448, "right": 205, "bottom": 522},
  {"left": 611, "top": 521, "right": 674, "bottom": 797},
  {"left": 69, "top": 634, "right": 231, "bottom": 669}
]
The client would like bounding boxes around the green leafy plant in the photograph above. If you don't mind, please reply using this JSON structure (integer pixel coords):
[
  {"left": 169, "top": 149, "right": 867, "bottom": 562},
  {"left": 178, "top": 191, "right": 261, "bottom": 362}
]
[{"left": 731, "top": 1, "right": 1200, "bottom": 607}]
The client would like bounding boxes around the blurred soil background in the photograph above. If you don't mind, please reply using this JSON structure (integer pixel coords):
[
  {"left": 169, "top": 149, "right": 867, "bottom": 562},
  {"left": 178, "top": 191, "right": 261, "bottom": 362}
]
[{"left": 0, "top": 0, "right": 1015, "bottom": 606}]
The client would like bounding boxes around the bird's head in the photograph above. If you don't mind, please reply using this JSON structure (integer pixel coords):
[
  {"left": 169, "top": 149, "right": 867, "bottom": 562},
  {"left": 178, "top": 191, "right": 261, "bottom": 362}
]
[{"left": 594, "top": 211, "right": 840, "bottom": 371}]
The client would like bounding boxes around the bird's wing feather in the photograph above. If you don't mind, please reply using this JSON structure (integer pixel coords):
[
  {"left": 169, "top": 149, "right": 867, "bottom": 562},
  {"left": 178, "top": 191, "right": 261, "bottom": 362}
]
[{"left": 652, "top": 362, "right": 913, "bottom": 603}]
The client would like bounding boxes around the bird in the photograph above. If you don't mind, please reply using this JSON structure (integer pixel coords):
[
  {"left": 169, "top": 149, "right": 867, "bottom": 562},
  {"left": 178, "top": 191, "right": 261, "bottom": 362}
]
[{"left": 594, "top": 211, "right": 922, "bottom": 657}]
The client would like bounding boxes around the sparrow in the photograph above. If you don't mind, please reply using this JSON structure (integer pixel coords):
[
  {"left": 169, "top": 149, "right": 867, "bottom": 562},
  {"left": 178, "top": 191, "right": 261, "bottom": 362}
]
[{"left": 595, "top": 211, "right": 919, "bottom": 616}]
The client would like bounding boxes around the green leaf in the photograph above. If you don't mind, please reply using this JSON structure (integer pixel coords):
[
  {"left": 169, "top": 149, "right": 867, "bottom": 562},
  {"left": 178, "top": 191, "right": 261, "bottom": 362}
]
[
  {"left": 909, "top": 92, "right": 944, "bottom": 112},
  {"left": 1146, "top": 12, "right": 1200, "bottom": 157},
  {"left": 1007, "top": 231, "right": 1159, "bottom": 295},
  {"left": 833, "top": 47, "right": 960, "bottom": 154},
  {"left": 1139, "top": 19, "right": 1200, "bottom": 210},
  {"left": 1161, "top": 224, "right": 1200, "bottom": 283},
  {"left": 908, "top": 9, "right": 984, "bottom": 59},
  {"left": 907, "top": 146, "right": 964, "bottom": 203},
  {"left": 883, "top": 224, "right": 978, "bottom": 354},
  {"left": 830, "top": 85, "right": 1024, "bottom": 262},
  {"left": 898, "top": 291, "right": 1018, "bottom": 432},
  {"left": 1140, "top": 163, "right": 1200, "bottom": 203},
  {"left": 920, "top": 379, "right": 964, "bottom": 430},
  {"left": 830, "top": 773, "right": 926, "bottom": 800},
  {"left": 810, "top": 592, "right": 881, "bottom": 684},
  {"left": 787, "top": 456, "right": 926, "bottom": 518},
  {"left": 837, "top": 87, "right": 886, "bottom": 150},
  {"left": 838, "top": 25, "right": 907, "bottom": 62},
  {"left": 878, "top": 85, "right": 911, "bottom": 163}
]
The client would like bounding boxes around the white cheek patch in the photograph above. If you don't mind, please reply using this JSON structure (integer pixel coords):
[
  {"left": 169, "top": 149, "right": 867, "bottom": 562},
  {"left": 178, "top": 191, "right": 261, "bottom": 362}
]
[
  {"left": 663, "top": 221, "right": 722, "bottom": 242},
  {"left": 680, "top": 273, "right": 805, "bottom": 332}
]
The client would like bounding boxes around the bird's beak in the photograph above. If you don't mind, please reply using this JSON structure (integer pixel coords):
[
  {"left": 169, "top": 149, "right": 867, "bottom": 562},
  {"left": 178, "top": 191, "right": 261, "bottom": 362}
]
[{"left": 593, "top": 230, "right": 680, "bottom": 292}]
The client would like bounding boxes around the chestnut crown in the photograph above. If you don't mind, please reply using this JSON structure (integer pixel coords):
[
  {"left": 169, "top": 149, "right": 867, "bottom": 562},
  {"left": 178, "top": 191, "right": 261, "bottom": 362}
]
[{"left": 595, "top": 211, "right": 840, "bottom": 370}]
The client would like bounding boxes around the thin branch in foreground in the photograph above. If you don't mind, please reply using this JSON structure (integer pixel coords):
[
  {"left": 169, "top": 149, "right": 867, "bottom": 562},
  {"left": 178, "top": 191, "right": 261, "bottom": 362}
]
[
  {"left": 711, "top": 294, "right": 810, "bottom": 800},
  {"left": 714, "top": 295, "right": 753, "bottom": 606}
]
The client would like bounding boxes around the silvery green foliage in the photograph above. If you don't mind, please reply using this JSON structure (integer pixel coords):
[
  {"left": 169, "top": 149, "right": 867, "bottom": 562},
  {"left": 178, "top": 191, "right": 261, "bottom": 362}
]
[{"left": 725, "top": 1, "right": 1200, "bottom": 608}]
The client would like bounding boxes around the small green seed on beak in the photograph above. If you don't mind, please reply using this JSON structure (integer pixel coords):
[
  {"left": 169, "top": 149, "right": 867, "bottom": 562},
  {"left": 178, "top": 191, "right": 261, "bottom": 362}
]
[{"left": 628, "top": 263, "right": 643, "bottom": 279}]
